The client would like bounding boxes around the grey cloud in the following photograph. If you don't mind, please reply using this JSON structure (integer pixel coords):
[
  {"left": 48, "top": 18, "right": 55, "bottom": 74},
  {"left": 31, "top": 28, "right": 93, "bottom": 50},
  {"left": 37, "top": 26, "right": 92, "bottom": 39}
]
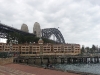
[{"left": 0, "top": 0, "right": 100, "bottom": 47}]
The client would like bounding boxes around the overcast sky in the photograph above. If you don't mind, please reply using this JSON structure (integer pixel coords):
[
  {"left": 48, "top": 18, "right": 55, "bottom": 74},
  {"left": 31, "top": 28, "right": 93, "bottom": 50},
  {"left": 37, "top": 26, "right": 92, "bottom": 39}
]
[{"left": 0, "top": 0, "right": 100, "bottom": 47}]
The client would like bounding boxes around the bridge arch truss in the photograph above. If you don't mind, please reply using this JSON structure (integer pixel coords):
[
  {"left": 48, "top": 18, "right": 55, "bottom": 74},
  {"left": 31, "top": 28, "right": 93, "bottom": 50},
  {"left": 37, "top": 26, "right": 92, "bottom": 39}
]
[{"left": 42, "top": 28, "right": 65, "bottom": 44}]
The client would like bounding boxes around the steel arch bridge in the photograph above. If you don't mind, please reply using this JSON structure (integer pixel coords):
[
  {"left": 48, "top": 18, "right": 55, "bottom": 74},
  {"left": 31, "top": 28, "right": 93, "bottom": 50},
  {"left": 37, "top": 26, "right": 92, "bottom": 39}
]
[{"left": 42, "top": 28, "right": 65, "bottom": 44}]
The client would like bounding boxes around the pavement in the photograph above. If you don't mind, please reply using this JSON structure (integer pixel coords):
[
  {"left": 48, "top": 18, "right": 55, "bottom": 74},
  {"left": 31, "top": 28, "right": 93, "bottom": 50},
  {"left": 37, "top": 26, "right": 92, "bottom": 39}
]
[{"left": 0, "top": 63, "right": 81, "bottom": 75}]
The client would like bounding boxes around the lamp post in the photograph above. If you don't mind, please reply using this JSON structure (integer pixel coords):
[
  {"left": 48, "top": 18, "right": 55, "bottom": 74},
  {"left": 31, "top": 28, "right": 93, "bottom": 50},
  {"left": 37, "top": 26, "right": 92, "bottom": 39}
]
[
  {"left": 38, "top": 38, "right": 44, "bottom": 64},
  {"left": 40, "top": 44, "right": 43, "bottom": 64},
  {"left": 54, "top": 51, "right": 56, "bottom": 64},
  {"left": 9, "top": 40, "right": 12, "bottom": 57},
  {"left": 54, "top": 51, "right": 56, "bottom": 58}
]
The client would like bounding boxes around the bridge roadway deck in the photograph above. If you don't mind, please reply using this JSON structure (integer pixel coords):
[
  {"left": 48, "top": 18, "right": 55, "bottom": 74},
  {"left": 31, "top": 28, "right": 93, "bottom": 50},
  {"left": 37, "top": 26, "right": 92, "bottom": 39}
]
[{"left": 0, "top": 23, "right": 35, "bottom": 38}]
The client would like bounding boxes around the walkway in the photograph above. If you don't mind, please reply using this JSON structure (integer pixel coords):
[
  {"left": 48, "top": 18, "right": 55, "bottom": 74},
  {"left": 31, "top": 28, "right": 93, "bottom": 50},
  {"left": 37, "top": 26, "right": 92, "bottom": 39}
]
[
  {"left": 0, "top": 64, "right": 35, "bottom": 75},
  {"left": 3, "top": 63, "right": 80, "bottom": 75}
]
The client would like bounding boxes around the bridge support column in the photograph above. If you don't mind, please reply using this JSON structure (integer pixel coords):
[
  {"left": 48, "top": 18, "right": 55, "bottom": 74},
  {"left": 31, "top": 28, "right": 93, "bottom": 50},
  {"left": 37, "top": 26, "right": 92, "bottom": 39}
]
[
  {"left": 90, "top": 57, "right": 93, "bottom": 63},
  {"left": 61, "top": 58, "right": 64, "bottom": 64},
  {"left": 97, "top": 57, "right": 99, "bottom": 63},
  {"left": 56, "top": 58, "right": 61, "bottom": 64},
  {"left": 94, "top": 58, "right": 96, "bottom": 63}
]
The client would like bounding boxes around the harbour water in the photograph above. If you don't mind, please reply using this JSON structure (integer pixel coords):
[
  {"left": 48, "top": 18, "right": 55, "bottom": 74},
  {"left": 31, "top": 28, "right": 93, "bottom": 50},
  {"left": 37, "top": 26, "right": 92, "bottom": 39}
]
[{"left": 54, "top": 63, "right": 100, "bottom": 74}]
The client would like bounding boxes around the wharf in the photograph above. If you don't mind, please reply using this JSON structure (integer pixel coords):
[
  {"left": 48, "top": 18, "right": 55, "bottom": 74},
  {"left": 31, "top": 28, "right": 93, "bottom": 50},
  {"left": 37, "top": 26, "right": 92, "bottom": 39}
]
[{"left": 14, "top": 55, "right": 100, "bottom": 65}]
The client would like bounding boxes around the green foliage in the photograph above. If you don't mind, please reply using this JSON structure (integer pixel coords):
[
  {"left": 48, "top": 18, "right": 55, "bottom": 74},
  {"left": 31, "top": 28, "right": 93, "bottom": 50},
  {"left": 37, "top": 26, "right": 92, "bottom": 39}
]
[
  {"left": 6, "top": 32, "right": 57, "bottom": 44},
  {"left": 85, "top": 47, "right": 90, "bottom": 52},
  {"left": 42, "top": 38, "right": 57, "bottom": 44},
  {"left": 81, "top": 44, "right": 98, "bottom": 54},
  {"left": 0, "top": 52, "right": 8, "bottom": 58},
  {"left": 92, "top": 45, "right": 96, "bottom": 52},
  {"left": 81, "top": 46, "right": 85, "bottom": 54}
]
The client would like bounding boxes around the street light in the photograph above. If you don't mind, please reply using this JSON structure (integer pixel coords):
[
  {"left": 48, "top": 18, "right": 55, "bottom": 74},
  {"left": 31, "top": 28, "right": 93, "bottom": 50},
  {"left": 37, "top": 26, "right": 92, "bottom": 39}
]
[
  {"left": 38, "top": 38, "right": 44, "bottom": 64},
  {"left": 9, "top": 40, "right": 13, "bottom": 57},
  {"left": 54, "top": 51, "right": 56, "bottom": 58}
]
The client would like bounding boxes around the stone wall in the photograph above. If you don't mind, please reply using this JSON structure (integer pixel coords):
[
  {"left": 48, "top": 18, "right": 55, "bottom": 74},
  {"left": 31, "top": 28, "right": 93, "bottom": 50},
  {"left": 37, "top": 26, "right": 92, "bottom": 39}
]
[{"left": 0, "top": 58, "right": 13, "bottom": 65}]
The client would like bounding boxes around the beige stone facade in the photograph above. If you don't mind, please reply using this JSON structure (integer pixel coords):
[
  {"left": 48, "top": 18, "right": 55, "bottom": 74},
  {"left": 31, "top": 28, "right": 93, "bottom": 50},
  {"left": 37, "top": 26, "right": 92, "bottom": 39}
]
[
  {"left": 0, "top": 58, "right": 13, "bottom": 65},
  {"left": 0, "top": 43, "right": 5, "bottom": 52},
  {"left": 0, "top": 43, "right": 81, "bottom": 56},
  {"left": 21, "top": 24, "right": 29, "bottom": 32},
  {"left": 33, "top": 22, "right": 41, "bottom": 37}
]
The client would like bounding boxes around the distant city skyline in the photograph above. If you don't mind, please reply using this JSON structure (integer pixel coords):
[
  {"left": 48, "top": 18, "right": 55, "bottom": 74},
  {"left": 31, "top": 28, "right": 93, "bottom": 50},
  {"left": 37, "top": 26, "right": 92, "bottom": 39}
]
[{"left": 0, "top": 0, "right": 100, "bottom": 47}]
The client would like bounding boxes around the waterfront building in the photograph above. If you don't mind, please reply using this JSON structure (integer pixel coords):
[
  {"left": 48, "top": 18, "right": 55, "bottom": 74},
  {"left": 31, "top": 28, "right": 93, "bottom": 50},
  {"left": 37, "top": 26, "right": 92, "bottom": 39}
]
[
  {"left": 0, "top": 43, "right": 6, "bottom": 52},
  {"left": 0, "top": 42, "right": 80, "bottom": 57}
]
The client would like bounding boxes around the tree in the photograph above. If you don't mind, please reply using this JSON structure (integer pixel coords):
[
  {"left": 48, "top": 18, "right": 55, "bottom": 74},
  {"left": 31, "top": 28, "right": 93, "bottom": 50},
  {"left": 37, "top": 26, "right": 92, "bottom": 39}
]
[
  {"left": 81, "top": 46, "right": 85, "bottom": 55},
  {"left": 92, "top": 45, "right": 96, "bottom": 53},
  {"left": 85, "top": 47, "right": 90, "bottom": 53},
  {"left": 6, "top": 32, "right": 58, "bottom": 44}
]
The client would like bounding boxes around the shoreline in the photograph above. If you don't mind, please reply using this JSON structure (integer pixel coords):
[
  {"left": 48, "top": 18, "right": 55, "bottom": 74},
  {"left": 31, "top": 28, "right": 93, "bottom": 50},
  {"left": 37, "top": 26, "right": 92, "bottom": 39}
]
[
  {"left": 1, "top": 63, "right": 99, "bottom": 75},
  {"left": 21, "top": 63, "right": 99, "bottom": 75}
]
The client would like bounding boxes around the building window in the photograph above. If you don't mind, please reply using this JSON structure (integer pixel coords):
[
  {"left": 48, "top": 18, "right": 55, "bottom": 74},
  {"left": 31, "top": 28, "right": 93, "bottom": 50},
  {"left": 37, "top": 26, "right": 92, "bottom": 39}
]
[
  {"left": 26, "top": 52, "right": 29, "bottom": 54},
  {"left": 22, "top": 52, "right": 25, "bottom": 54}
]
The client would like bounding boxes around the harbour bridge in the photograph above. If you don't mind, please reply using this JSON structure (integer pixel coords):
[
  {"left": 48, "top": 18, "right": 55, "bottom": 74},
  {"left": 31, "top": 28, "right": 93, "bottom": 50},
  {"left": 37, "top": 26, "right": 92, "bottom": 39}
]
[
  {"left": 42, "top": 28, "right": 65, "bottom": 44},
  {"left": 0, "top": 23, "right": 65, "bottom": 43},
  {"left": 0, "top": 23, "right": 35, "bottom": 39}
]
